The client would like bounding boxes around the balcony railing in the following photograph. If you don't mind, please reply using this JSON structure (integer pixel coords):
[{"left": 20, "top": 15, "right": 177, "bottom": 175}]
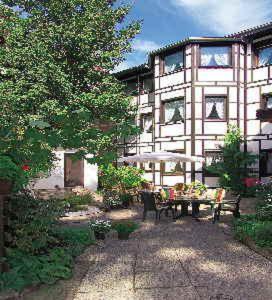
[{"left": 256, "top": 108, "right": 272, "bottom": 122}]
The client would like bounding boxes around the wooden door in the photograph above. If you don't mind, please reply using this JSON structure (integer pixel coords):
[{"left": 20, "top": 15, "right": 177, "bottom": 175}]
[{"left": 64, "top": 154, "right": 84, "bottom": 187}]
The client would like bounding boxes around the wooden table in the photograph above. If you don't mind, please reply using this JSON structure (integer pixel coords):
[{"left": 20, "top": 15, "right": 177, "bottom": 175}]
[{"left": 166, "top": 197, "right": 215, "bottom": 220}]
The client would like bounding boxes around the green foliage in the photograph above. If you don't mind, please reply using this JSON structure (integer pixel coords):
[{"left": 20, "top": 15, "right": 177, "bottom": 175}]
[
  {"left": 9, "top": 191, "right": 66, "bottom": 254},
  {"left": 99, "top": 164, "right": 144, "bottom": 192},
  {"left": 112, "top": 221, "right": 139, "bottom": 234},
  {"left": 0, "top": 0, "right": 141, "bottom": 186},
  {"left": 0, "top": 227, "right": 94, "bottom": 292},
  {"left": 206, "top": 125, "right": 258, "bottom": 193},
  {"left": 64, "top": 193, "right": 94, "bottom": 211},
  {"left": 189, "top": 181, "right": 207, "bottom": 194},
  {"left": 255, "top": 182, "right": 272, "bottom": 221},
  {"left": 234, "top": 215, "right": 272, "bottom": 248}
]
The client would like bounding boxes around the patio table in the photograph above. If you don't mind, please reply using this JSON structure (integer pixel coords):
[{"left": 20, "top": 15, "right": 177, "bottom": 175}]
[{"left": 166, "top": 197, "right": 215, "bottom": 220}]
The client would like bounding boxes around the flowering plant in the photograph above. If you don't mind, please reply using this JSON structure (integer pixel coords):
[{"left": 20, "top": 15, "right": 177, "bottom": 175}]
[{"left": 89, "top": 220, "right": 111, "bottom": 233}]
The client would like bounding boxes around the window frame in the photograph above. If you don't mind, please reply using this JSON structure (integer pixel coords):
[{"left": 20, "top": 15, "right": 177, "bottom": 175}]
[
  {"left": 254, "top": 40, "right": 272, "bottom": 68},
  {"left": 204, "top": 95, "right": 227, "bottom": 122},
  {"left": 140, "top": 113, "right": 153, "bottom": 133},
  {"left": 161, "top": 150, "right": 185, "bottom": 176},
  {"left": 139, "top": 75, "right": 154, "bottom": 95},
  {"left": 204, "top": 150, "right": 222, "bottom": 177},
  {"left": 199, "top": 45, "right": 233, "bottom": 68},
  {"left": 161, "top": 50, "right": 185, "bottom": 75},
  {"left": 161, "top": 97, "right": 185, "bottom": 124},
  {"left": 260, "top": 149, "right": 272, "bottom": 177}
]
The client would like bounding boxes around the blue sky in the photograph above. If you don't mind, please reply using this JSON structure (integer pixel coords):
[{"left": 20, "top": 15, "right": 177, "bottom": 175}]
[{"left": 116, "top": 0, "right": 272, "bottom": 71}]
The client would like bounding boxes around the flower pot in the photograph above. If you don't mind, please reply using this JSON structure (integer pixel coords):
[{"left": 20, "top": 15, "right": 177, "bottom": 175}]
[
  {"left": 117, "top": 231, "right": 130, "bottom": 240},
  {"left": 94, "top": 231, "right": 106, "bottom": 240},
  {"left": 0, "top": 180, "right": 13, "bottom": 195}
]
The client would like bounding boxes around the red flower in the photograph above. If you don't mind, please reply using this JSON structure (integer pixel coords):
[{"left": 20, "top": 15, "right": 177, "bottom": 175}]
[
  {"left": 243, "top": 177, "right": 260, "bottom": 188},
  {"left": 22, "top": 165, "right": 30, "bottom": 171}
]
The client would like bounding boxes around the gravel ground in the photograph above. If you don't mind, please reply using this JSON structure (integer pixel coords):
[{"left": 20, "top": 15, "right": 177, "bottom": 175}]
[{"left": 73, "top": 205, "right": 272, "bottom": 300}]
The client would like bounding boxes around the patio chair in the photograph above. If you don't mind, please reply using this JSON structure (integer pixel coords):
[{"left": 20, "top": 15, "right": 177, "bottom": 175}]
[
  {"left": 213, "top": 193, "right": 241, "bottom": 223},
  {"left": 139, "top": 191, "right": 175, "bottom": 221}
]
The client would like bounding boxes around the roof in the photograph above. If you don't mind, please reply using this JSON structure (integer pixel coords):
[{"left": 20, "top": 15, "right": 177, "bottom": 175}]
[
  {"left": 114, "top": 63, "right": 150, "bottom": 79},
  {"left": 226, "top": 21, "right": 272, "bottom": 38}
]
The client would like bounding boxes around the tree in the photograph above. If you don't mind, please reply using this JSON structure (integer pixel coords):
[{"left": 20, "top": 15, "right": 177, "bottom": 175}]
[
  {"left": 0, "top": 0, "right": 140, "bottom": 180},
  {"left": 206, "top": 125, "right": 258, "bottom": 193}
]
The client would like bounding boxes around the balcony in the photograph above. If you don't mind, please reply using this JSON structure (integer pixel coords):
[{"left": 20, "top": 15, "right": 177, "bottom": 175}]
[{"left": 256, "top": 108, "right": 272, "bottom": 122}]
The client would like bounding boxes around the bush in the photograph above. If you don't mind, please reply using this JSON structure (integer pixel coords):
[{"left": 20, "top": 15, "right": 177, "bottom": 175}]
[
  {"left": 234, "top": 215, "right": 272, "bottom": 248},
  {"left": 255, "top": 182, "right": 272, "bottom": 221},
  {"left": 0, "top": 227, "right": 94, "bottom": 292},
  {"left": 64, "top": 193, "right": 94, "bottom": 211},
  {"left": 9, "top": 191, "right": 66, "bottom": 254},
  {"left": 112, "top": 221, "right": 139, "bottom": 234},
  {"left": 99, "top": 164, "right": 144, "bottom": 192}
]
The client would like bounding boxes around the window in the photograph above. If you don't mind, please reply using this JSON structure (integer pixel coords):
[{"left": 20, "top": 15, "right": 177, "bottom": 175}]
[
  {"left": 140, "top": 162, "right": 153, "bottom": 173},
  {"left": 257, "top": 46, "right": 272, "bottom": 66},
  {"left": 164, "top": 51, "right": 184, "bottom": 73},
  {"left": 260, "top": 150, "right": 272, "bottom": 176},
  {"left": 200, "top": 46, "right": 231, "bottom": 67},
  {"left": 205, "top": 96, "right": 226, "bottom": 120},
  {"left": 125, "top": 79, "right": 138, "bottom": 95},
  {"left": 162, "top": 151, "right": 185, "bottom": 175},
  {"left": 140, "top": 114, "right": 153, "bottom": 133},
  {"left": 263, "top": 94, "right": 272, "bottom": 109},
  {"left": 163, "top": 98, "right": 184, "bottom": 124},
  {"left": 204, "top": 151, "right": 222, "bottom": 177},
  {"left": 140, "top": 76, "right": 154, "bottom": 94}
]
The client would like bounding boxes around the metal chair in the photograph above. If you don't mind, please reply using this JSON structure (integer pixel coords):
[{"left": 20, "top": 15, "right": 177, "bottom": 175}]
[
  {"left": 140, "top": 191, "right": 175, "bottom": 221},
  {"left": 213, "top": 194, "right": 241, "bottom": 223}
]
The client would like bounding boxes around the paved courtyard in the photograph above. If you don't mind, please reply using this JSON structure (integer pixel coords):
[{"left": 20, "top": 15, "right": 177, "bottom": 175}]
[{"left": 73, "top": 207, "right": 272, "bottom": 300}]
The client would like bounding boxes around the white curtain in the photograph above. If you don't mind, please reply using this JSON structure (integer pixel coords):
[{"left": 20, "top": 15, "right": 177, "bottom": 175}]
[
  {"left": 267, "top": 97, "right": 272, "bottom": 109},
  {"left": 165, "top": 51, "right": 183, "bottom": 73},
  {"left": 165, "top": 100, "right": 184, "bottom": 123},
  {"left": 143, "top": 115, "right": 152, "bottom": 132},
  {"left": 205, "top": 98, "right": 224, "bottom": 119},
  {"left": 201, "top": 47, "right": 229, "bottom": 66}
]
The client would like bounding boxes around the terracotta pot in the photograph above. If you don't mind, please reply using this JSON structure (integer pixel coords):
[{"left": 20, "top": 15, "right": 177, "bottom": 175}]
[
  {"left": 94, "top": 231, "right": 106, "bottom": 240},
  {"left": 0, "top": 180, "right": 13, "bottom": 195},
  {"left": 117, "top": 232, "right": 130, "bottom": 240}
]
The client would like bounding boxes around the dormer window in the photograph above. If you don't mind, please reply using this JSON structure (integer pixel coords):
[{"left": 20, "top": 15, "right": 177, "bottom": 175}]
[
  {"left": 163, "top": 51, "right": 184, "bottom": 73},
  {"left": 200, "top": 46, "right": 232, "bottom": 67}
]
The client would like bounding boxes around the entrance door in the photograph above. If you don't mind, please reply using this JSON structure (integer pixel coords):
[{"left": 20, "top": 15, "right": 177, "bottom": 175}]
[{"left": 64, "top": 154, "right": 84, "bottom": 187}]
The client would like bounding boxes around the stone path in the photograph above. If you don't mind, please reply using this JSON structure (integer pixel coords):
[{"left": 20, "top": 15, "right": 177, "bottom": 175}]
[{"left": 73, "top": 209, "right": 272, "bottom": 300}]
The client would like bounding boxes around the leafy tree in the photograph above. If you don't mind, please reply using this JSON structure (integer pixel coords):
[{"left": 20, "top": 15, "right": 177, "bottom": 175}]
[
  {"left": 206, "top": 125, "right": 258, "bottom": 193},
  {"left": 0, "top": 0, "right": 140, "bottom": 180}
]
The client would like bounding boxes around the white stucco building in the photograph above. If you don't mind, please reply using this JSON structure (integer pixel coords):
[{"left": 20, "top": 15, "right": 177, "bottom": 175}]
[{"left": 116, "top": 22, "right": 272, "bottom": 187}]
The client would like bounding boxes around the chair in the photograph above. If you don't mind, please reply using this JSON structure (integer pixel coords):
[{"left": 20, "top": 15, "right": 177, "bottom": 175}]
[
  {"left": 213, "top": 193, "right": 241, "bottom": 223},
  {"left": 140, "top": 191, "right": 175, "bottom": 221}
]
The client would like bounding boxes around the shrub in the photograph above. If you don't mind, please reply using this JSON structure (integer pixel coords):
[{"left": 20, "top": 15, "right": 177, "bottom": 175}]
[
  {"left": 64, "top": 193, "right": 94, "bottom": 211},
  {"left": 112, "top": 221, "right": 139, "bottom": 234},
  {"left": 0, "top": 227, "right": 94, "bottom": 292},
  {"left": 9, "top": 191, "right": 66, "bottom": 254},
  {"left": 99, "top": 164, "right": 144, "bottom": 192},
  {"left": 255, "top": 182, "right": 272, "bottom": 221}
]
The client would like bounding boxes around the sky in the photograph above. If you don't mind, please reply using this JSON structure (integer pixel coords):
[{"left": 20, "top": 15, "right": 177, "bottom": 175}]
[{"left": 116, "top": 0, "right": 272, "bottom": 71}]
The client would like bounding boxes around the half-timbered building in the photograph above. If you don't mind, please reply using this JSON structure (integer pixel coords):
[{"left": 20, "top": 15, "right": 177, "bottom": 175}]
[{"left": 116, "top": 22, "right": 272, "bottom": 187}]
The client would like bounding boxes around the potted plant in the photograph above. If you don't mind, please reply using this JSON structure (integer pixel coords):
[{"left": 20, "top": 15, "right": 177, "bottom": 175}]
[
  {"left": 113, "top": 221, "right": 139, "bottom": 240},
  {"left": 0, "top": 156, "right": 20, "bottom": 194},
  {"left": 89, "top": 220, "right": 111, "bottom": 240}
]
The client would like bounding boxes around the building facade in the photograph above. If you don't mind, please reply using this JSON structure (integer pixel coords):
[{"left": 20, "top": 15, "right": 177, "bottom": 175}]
[{"left": 116, "top": 22, "right": 272, "bottom": 187}]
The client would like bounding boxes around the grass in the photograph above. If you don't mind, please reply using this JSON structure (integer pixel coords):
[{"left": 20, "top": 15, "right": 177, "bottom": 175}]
[{"left": 234, "top": 215, "right": 272, "bottom": 248}]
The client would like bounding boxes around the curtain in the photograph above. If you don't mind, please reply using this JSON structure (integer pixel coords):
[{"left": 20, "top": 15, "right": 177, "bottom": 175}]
[
  {"left": 143, "top": 115, "right": 152, "bottom": 132},
  {"left": 259, "top": 47, "right": 272, "bottom": 66},
  {"left": 267, "top": 97, "right": 272, "bottom": 109},
  {"left": 205, "top": 98, "right": 224, "bottom": 119},
  {"left": 201, "top": 47, "right": 229, "bottom": 66},
  {"left": 165, "top": 100, "right": 184, "bottom": 123},
  {"left": 165, "top": 51, "right": 183, "bottom": 73}
]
